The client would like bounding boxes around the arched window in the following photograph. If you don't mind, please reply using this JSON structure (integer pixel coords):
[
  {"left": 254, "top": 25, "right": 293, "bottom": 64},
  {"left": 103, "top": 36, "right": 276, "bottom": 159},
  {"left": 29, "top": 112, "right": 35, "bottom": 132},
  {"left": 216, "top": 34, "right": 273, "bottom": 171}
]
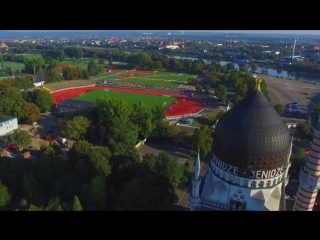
[
  {"left": 259, "top": 181, "right": 264, "bottom": 188},
  {"left": 266, "top": 180, "right": 271, "bottom": 187},
  {"left": 251, "top": 181, "right": 256, "bottom": 188},
  {"left": 222, "top": 173, "right": 226, "bottom": 179},
  {"left": 228, "top": 175, "right": 233, "bottom": 182},
  {"left": 234, "top": 178, "right": 240, "bottom": 185},
  {"left": 243, "top": 180, "right": 248, "bottom": 187},
  {"left": 242, "top": 201, "right": 247, "bottom": 210},
  {"left": 273, "top": 179, "right": 277, "bottom": 185}
]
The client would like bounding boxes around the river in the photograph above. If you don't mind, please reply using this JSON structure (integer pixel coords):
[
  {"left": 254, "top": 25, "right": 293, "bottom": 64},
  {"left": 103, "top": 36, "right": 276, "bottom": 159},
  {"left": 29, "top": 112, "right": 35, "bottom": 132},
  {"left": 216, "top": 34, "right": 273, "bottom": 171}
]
[{"left": 166, "top": 55, "right": 320, "bottom": 83}]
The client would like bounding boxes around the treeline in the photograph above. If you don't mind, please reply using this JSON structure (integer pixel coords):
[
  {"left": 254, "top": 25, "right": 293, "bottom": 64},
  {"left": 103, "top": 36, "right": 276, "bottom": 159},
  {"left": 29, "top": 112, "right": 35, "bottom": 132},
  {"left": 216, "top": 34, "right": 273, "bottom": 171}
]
[
  {"left": 0, "top": 78, "right": 53, "bottom": 124},
  {"left": 0, "top": 95, "right": 214, "bottom": 211},
  {"left": 185, "top": 61, "right": 270, "bottom": 104}
]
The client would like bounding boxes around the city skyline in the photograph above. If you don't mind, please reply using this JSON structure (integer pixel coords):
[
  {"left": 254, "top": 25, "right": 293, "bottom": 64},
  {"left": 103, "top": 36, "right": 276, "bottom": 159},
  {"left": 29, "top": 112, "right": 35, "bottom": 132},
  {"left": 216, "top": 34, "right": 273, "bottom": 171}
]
[{"left": 2, "top": 30, "right": 320, "bottom": 35}]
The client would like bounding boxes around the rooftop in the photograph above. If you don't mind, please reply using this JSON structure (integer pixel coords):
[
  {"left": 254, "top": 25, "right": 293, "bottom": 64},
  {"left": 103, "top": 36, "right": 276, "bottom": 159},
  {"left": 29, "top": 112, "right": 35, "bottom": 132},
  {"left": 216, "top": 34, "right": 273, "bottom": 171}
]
[
  {"left": 0, "top": 115, "right": 16, "bottom": 123},
  {"left": 58, "top": 99, "right": 94, "bottom": 109},
  {"left": 33, "top": 75, "right": 45, "bottom": 83}
]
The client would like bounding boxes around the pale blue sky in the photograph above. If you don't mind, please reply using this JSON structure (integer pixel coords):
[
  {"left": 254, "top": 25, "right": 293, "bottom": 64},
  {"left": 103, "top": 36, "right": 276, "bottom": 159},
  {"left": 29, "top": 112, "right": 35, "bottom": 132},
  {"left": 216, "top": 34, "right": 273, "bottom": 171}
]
[
  {"left": 4, "top": 30, "right": 320, "bottom": 35},
  {"left": 193, "top": 30, "right": 320, "bottom": 35}
]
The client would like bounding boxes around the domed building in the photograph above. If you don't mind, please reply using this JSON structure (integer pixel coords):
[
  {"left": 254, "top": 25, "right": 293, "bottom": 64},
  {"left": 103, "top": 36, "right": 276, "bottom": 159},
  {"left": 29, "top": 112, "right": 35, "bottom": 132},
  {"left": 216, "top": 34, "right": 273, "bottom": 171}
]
[{"left": 189, "top": 78, "right": 293, "bottom": 211}]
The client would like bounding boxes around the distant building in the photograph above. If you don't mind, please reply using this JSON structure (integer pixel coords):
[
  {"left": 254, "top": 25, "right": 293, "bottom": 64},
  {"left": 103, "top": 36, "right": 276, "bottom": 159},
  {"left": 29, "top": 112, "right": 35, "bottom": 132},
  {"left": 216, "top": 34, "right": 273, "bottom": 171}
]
[
  {"left": 303, "top": 50, "right": 320, "bottom": 61},
  {"left": 0, "top": 116, "right": 18, "bottom": 137},
  {"left": 264, "top": 51, "right": 280, "bottom": 55},
  {"left": 32, "top": 75, "right": 45, "bottom": 87},
  {"left": 57, "top": 99, "right": 94, "bottom": 114},
  {"left": 218, "top": 103, "right": 231, "bottom": 112},
  {"left": 165, "top": 45, "right": 179, "bottom": 50}
]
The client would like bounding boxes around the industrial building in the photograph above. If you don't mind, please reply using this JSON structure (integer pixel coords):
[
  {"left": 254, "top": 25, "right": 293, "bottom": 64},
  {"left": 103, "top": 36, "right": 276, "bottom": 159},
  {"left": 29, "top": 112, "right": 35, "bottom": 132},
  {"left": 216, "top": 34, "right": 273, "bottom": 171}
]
[
  {"left": 0, "top": 116, "right": 18, "bottom": 136},
  {"left": 57, "top": 99, "right": 94, "bottom": 114}
]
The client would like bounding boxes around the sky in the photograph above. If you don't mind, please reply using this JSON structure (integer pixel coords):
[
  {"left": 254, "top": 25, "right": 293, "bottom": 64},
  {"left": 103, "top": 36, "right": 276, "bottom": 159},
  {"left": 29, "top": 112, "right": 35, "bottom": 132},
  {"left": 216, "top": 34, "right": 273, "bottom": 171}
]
[
  {"left": 2, "top": 30, "right": 320, "bottom": 36},
  {"left": 196, "top": 30, "right": 320, "bottom": 35}
]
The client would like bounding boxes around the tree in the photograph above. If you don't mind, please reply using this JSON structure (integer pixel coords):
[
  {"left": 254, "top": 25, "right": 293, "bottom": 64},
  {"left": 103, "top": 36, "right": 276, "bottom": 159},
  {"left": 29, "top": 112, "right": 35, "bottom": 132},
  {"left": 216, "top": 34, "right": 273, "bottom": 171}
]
[
  {"left": 4, "top": 129, "right": 32, "bottom": 149},
  {"left": 0, "top": 181, "right": 11, "bottom": 210},
  {"left": 187, "top": 77, "right": 198, "bottom": 85},
  {"left": 204, "top": 85, "right": 211, "bottom": 94},
  {"left": 87, "top": 60, "right": 103, "bottom": 76},
  {"left": 274, "top": 104, "right": 285, "bottom": 115},
  {"left": 45, "top": 67, "right": 63, "bottom": 83},
  {"left": 234, "top": 79, "right": 248, "bottom": 97},
  {"left": 316, "top": 103, "right": 320, "bottom": 117},
  {"left": 73, "top": 195, "right": 83, "bottom": 211},
  {"left": 251, "top": 63, "right": 258, "bottom": 72},
  {"left": 232, "top": 94, "right": 242, "bottom": 105},
  {"left": 190, "top": 125, "right": 213, "bottom": 158},
  {"left": 300, "top": 117, "right": 313, "bottom": 141},
  {"left": 22, "top": 103, "right": 41, "bottom": 124},
  {"left": 108, "top": 57, "right": 113, "bottom": 65},
  {"left": 32, "top": 89, "right": 54, "bottom": 113},
  {"left": 216, "top": 85, "right": 227, "bottom": 105},
  {"left": 195, "top": 84, "right": 202, "bottom": 92},
  {"left": 166, "top": 124, "right": 181, "bottom": 140},
  {"left": 94, "top": 97, "right": 138, "bottom": 153},
  {"left": 82, "top": 175, "right": 106, "bottom": 211},
  {"left": 0, "top": 96, "right": 24, "bottom": 120},
  {"left": 98, "top": 58, "right": 104, "bottom": 64},
  {"left": 152, "top": 105, "right": 166, "bottom": 123},
  {"left": 61, "top": 116, "right": 91, "bottom": 140},
  {"left": 131, "top": 101, "right": 155, "bottom": 138},
  {"left": 23, "top": 57, "right": 45, "bottom": 74},
  {"left": 117, "top": 152, "right": 185, "bottom": 211}
]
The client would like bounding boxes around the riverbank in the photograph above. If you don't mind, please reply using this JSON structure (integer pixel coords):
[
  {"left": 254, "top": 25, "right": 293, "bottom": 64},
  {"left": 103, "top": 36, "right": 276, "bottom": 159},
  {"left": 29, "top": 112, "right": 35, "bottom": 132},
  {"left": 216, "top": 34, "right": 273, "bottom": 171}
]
[{"left": 164, "top": 53, "right": 320, "bottom": 76}]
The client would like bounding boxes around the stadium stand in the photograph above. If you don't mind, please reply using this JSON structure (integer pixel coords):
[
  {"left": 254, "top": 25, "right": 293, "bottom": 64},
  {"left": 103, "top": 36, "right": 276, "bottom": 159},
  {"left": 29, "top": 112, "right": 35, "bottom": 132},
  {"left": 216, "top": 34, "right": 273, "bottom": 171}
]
[{"left": 32, "top": 80, "right": 98, "bottom": 92}]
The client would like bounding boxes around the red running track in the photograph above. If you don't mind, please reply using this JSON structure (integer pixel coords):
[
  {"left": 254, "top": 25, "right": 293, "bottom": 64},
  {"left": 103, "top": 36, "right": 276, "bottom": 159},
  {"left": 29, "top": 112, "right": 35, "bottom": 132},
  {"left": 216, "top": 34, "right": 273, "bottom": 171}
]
[{"left": 51, "top": 86, "right": 204, "bottom": 117}]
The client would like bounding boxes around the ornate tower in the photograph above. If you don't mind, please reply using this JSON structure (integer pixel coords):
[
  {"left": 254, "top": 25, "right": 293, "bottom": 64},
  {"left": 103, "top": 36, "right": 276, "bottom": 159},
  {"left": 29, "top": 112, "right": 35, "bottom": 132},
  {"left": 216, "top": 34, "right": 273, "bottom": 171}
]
[
  {"left": 293, "top": 127, "right": 320, "bottom": 211},
  {"left": 189, "top": 149, "right": 201, "bottom": 211},
  {"left": 196, "top": 78, "right": 292, "bottom": 211}
]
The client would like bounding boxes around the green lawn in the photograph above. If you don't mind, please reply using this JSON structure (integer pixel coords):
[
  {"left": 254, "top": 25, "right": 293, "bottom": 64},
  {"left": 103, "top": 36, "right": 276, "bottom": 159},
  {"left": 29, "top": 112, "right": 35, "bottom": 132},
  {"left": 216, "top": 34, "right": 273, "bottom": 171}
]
[
  {"left": 73, "top": 89, "right": 176, "bottom": 109},
  {"left": 118, "top": 77, "right": 186, "bottom": 87},
  {"left": 94, "top": 70, "right": 130, "bottom": 80},
  {"left": 60, "top": 58, "right": 92, "bottom": 64},
  {"left": 16, "top": 54, "right": 41, "bottom": 58},
  {"left": 139, "top": 72, "right": 195, "bottom": 81},
  {"left": 110, "top": 71, "right": 195, "bottom": 87},
  {"left": 71, "top": 64, "right": 88, "bottom": 69},
  {"left": 191, "top": 110, "right": 224, "bottom": 127},
  {"left": 2, "top": 61, "right": 25, "bottom": 71}
]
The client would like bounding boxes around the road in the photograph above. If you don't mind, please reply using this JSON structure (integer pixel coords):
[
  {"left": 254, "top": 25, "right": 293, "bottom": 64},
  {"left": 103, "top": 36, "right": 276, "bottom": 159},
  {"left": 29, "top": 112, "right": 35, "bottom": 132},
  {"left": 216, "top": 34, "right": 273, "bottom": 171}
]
[
  {"left": 137, "top": 143, "right": 190, "bottom": 165},
  {"left": 177, "top": 124, "right": 198, "bottom": 132},
  {"left": 174, "top": 158, "right": 209, "bottom": 210}
]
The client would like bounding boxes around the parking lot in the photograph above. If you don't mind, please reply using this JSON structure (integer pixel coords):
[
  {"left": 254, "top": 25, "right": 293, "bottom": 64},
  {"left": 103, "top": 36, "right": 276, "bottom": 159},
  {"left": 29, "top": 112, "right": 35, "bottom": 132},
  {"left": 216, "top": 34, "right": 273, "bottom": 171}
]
[{"left": 137, "top": 143, "right": 190, "bottom": 164}]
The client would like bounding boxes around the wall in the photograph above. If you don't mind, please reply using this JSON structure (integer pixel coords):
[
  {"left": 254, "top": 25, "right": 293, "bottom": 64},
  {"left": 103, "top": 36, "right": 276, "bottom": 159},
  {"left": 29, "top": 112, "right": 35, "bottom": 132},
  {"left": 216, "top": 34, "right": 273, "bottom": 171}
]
[
  {"left": 0, "top": 118, "right": 18, "bottom": 136},
  {"left": 135, "top": 139, "right": 147, "bottom": 148},
  {"left": 33, "top": 81, "right": 44, "bottom": 87}
]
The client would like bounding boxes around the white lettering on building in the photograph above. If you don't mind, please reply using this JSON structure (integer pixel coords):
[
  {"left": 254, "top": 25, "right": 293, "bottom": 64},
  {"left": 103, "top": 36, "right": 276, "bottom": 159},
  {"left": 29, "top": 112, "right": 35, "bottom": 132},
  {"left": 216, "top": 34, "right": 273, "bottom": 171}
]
[{"left": 213, "top": 156, "right": 285, "bottom": 179}]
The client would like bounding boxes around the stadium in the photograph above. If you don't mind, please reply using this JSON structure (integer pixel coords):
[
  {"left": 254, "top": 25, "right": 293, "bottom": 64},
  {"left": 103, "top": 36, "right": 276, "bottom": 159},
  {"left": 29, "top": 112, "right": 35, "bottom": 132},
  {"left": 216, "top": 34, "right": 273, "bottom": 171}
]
[{"left": 39, "top": 69, "right": 220, "bottom": 119}]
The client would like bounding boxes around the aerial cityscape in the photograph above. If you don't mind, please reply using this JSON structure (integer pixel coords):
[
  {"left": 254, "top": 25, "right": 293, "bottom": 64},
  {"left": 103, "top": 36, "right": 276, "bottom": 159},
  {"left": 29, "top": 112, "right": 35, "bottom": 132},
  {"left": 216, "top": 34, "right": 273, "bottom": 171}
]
[{"left": 0, "top": 30, "right": 320, "bottom": 211}]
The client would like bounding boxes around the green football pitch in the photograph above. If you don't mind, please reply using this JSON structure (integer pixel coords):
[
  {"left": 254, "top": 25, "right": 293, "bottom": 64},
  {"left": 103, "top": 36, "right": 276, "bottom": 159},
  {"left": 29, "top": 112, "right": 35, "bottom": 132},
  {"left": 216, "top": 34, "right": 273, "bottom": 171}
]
[{"left": 72, "top": 89, "right": 176, "bottom": 108}]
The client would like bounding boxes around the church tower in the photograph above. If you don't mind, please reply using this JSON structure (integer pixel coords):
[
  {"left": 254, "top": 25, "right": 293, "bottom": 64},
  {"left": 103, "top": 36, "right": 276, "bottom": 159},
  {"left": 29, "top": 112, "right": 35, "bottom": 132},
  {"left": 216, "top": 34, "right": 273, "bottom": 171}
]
[
  {"left": 189, "top": 149, "right": 201, "bottom": 211},
  {"left": 293, "top": 127, "right": 320, "bottom": 211}
]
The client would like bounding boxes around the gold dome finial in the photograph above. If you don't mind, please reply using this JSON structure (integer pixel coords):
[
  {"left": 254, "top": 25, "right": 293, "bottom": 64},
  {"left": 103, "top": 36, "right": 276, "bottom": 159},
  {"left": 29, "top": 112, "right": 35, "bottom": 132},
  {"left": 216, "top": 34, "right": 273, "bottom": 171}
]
[{"left": 255, "top": 78, "right": 262, "bottom": 91}]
